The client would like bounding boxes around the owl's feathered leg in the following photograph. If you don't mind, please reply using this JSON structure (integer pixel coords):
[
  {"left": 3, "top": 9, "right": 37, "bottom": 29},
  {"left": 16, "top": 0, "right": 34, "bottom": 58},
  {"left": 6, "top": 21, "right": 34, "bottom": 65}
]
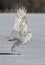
[{"left": 11, "top": 42, "right": 16, "bottom": 52}]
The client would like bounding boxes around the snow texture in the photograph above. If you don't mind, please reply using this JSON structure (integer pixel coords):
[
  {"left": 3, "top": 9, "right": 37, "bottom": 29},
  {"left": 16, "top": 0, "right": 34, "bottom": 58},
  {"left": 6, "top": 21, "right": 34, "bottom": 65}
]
[{"left": 0, "top": 13, "right": 45, "bottom": 65}]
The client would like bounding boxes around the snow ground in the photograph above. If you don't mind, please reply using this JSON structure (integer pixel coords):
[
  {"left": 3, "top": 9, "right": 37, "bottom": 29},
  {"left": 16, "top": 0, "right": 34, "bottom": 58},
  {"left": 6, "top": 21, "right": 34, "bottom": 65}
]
[{"left": 0, "top": 13, "right": 45, "bottom": 65}]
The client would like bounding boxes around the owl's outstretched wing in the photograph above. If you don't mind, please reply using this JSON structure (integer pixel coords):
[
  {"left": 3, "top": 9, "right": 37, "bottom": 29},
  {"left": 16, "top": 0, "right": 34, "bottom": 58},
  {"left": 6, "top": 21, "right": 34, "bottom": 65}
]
[
  {"left": 22, "top": 32, "right": 32, "bottom": 45},
  {"left": 6, "top": 30, "right": 24, "bottom": 42}
]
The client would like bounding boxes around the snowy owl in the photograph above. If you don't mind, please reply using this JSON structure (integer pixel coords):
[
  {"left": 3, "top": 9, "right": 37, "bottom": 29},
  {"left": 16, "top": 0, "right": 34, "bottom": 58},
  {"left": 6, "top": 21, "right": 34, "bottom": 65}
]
[{"left": 6, "top": 7, "right": 32, "bottom": 52}]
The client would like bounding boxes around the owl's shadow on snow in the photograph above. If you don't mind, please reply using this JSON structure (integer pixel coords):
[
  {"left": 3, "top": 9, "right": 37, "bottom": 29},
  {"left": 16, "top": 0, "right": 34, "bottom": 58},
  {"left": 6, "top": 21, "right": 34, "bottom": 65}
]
[
  {"left": 0, "top": 52, "right": 21, "bottom": 55},
  {"left": 0, "top": 52, "right": 15, "bottom": 55}
]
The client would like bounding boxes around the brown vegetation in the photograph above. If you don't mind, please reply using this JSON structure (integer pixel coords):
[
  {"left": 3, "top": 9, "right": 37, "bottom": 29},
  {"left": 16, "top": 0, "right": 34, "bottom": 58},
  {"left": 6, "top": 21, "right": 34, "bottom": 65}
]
[{"left": 0, "top": 0, "right": 45, "bottom": 13}]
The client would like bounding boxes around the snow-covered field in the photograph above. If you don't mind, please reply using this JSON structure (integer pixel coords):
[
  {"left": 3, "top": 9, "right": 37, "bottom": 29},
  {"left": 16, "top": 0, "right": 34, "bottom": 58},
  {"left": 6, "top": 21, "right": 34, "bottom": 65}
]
[{"left": 0, "top": 13, "right": 45, "bottom": 65}]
